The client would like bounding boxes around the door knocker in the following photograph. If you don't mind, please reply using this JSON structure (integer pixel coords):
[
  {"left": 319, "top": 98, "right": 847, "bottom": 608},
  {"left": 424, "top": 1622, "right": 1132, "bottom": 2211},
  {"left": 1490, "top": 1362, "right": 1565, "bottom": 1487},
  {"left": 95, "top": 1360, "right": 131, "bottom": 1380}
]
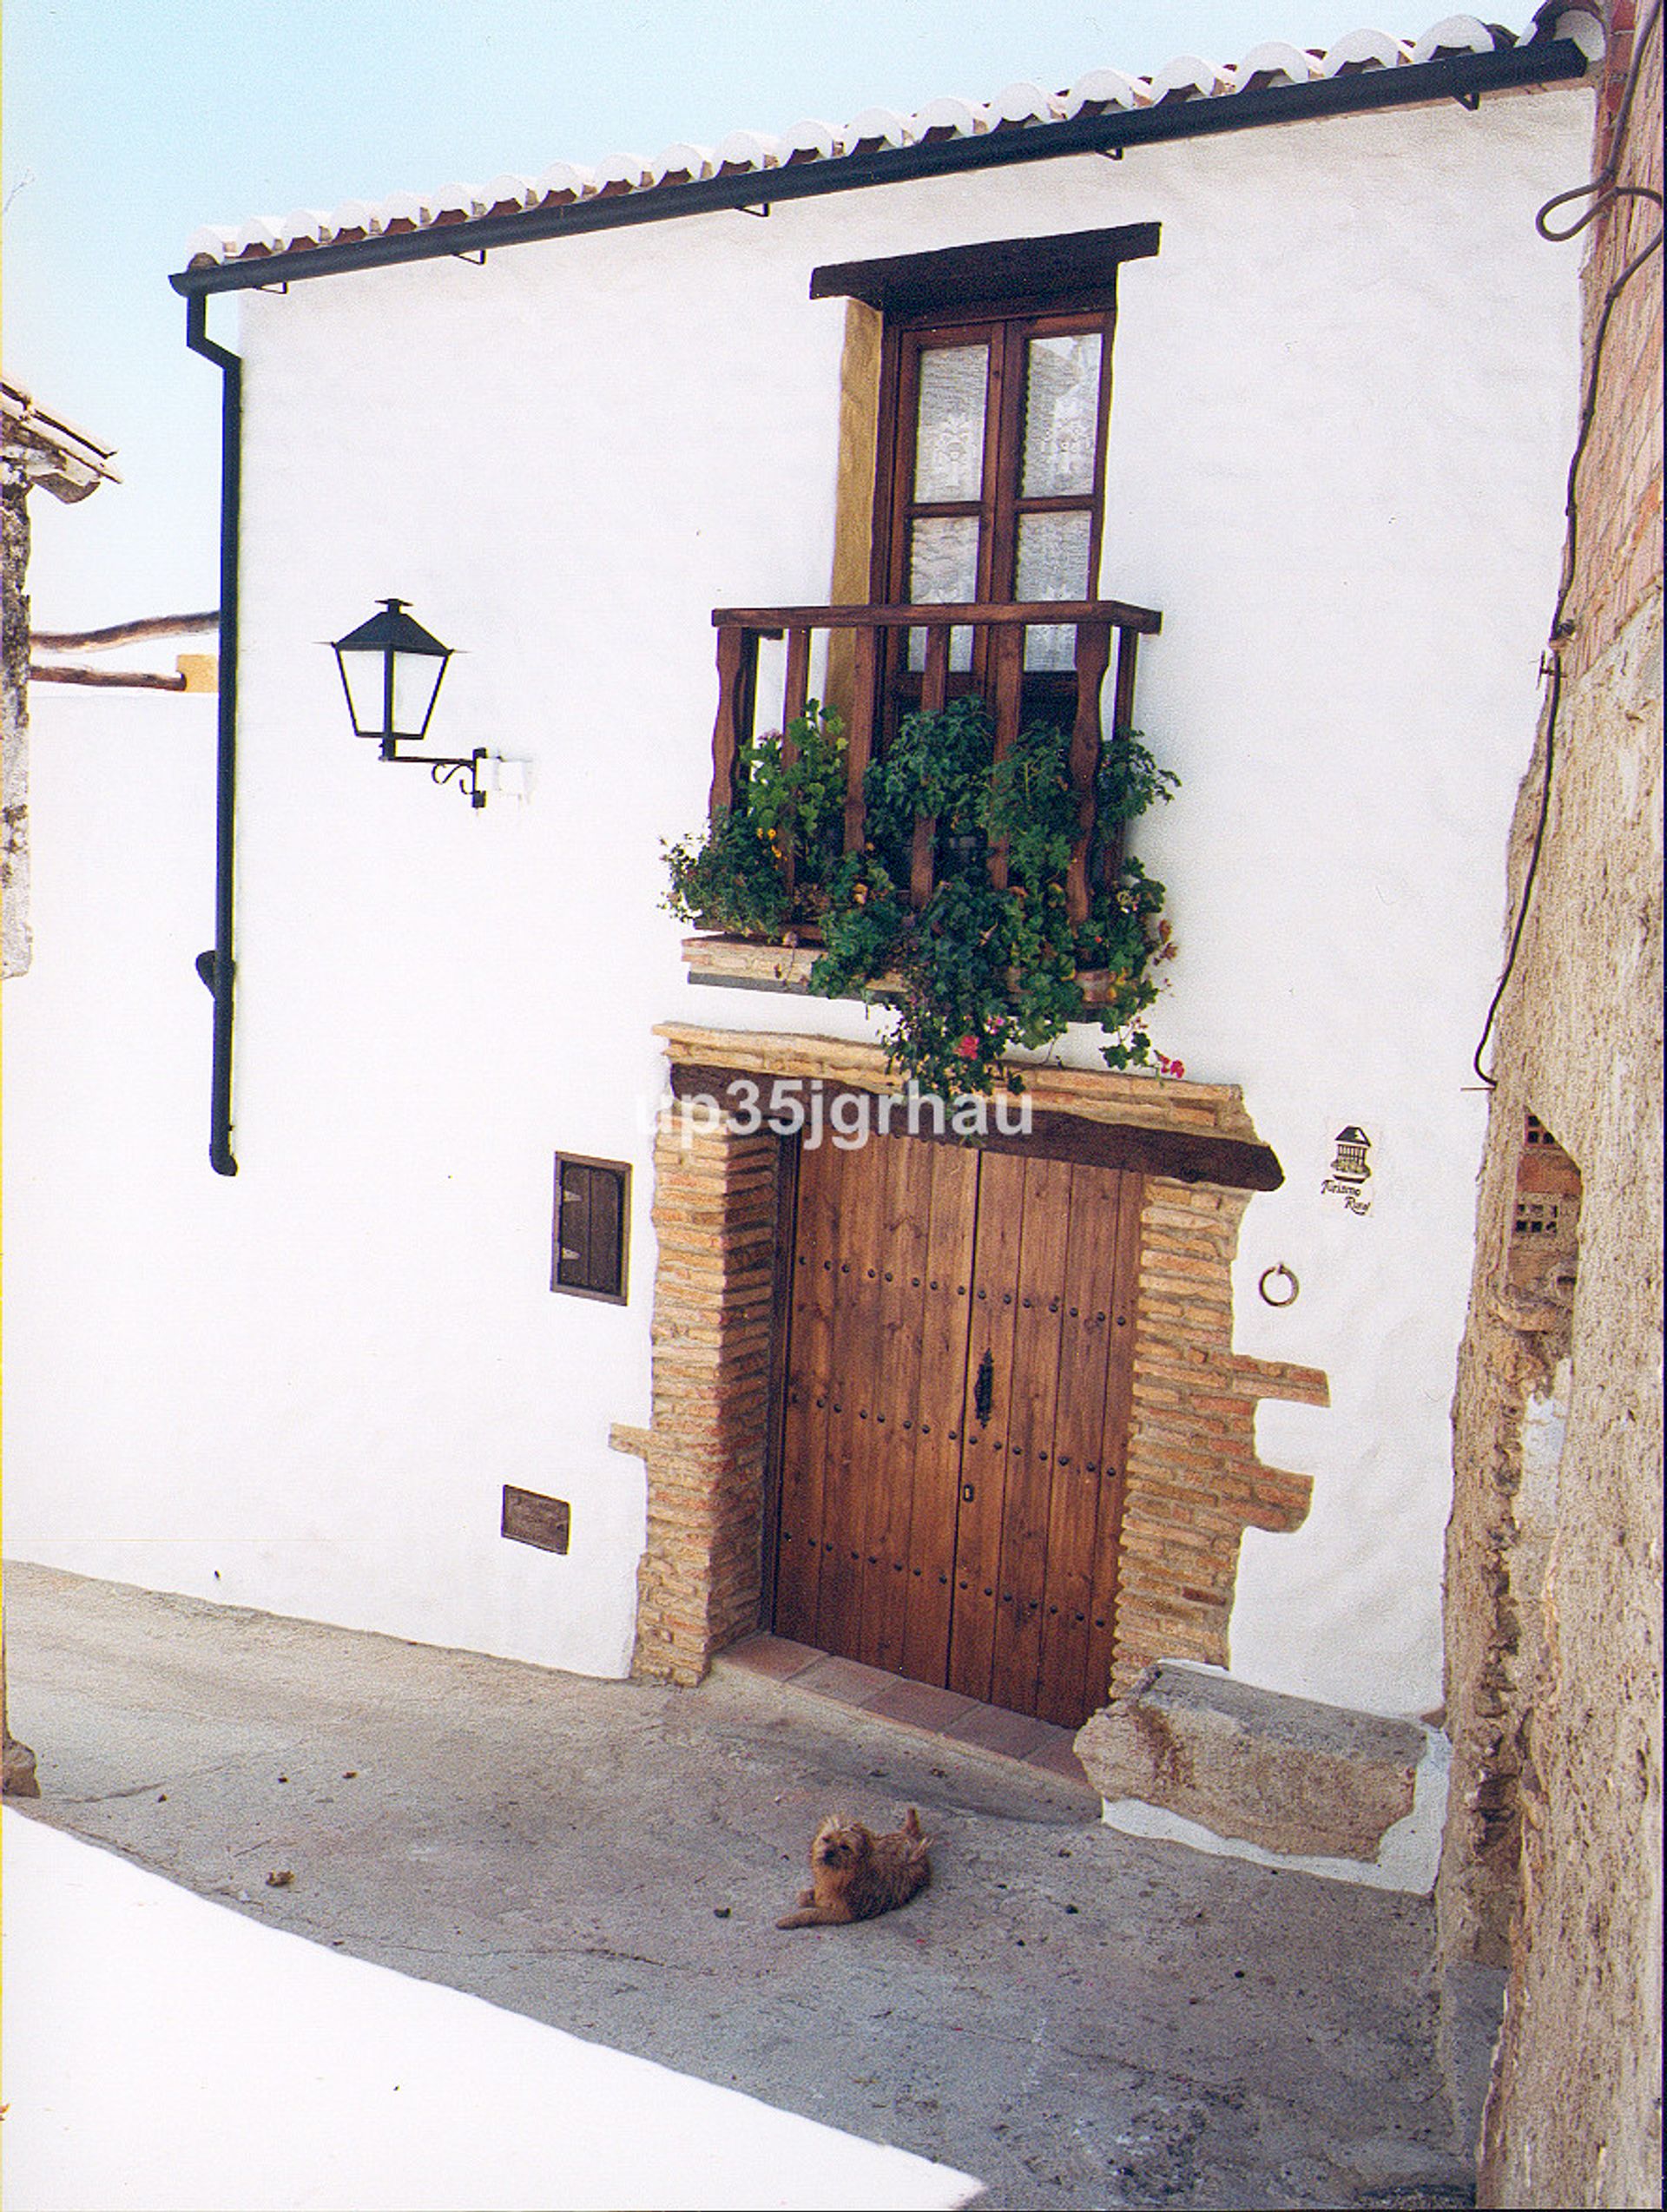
[
  {"left": 973, "top": 1351, "right": 995, "bottom": 1425},
  {"left": 1258, "top": 1263, "right": 1300, "bottom": 1308}
]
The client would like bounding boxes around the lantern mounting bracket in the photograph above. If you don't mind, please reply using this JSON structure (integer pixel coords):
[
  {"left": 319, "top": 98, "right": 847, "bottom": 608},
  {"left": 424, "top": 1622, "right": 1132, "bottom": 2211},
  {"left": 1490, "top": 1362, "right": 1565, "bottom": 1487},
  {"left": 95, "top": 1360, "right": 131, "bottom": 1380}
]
[{"left": 379, "top": 741, "right": 491, "bottom": 806}]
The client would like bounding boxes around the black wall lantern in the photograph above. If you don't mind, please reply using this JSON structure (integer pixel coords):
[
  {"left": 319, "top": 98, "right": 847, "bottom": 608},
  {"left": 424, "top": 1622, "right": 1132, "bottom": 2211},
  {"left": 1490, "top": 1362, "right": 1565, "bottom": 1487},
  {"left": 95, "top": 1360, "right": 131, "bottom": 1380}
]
[{"left": 332, "top": 598, "right": 489, "bottom": 807}]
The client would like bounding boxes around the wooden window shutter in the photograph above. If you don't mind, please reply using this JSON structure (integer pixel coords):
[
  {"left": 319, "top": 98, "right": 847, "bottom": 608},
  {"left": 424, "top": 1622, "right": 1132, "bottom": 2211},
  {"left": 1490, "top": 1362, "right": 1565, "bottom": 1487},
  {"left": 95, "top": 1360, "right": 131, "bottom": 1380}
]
[{"left": 551, "top": 1155, "right": 630, "bottom": 1303}]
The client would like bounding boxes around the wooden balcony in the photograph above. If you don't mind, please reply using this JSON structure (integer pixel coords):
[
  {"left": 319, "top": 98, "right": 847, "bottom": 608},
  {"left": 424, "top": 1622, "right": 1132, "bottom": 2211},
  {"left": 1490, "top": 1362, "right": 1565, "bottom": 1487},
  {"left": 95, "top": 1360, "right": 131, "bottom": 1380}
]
[{"left": 707, "top": 598, "right": 1162, "bottom": 935}]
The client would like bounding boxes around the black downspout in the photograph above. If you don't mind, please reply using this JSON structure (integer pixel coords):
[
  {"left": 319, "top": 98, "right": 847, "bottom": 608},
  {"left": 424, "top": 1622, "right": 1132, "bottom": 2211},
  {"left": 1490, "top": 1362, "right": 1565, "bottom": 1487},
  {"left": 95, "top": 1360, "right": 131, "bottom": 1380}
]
[{"left": 185, "top": 294, "right": 240, "bottom": 1176}]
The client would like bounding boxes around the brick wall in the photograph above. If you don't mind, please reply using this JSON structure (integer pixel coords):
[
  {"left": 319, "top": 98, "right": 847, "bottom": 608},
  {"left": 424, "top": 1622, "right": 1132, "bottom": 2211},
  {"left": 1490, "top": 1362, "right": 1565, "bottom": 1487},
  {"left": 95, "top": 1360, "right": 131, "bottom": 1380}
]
[
  {"left": 629, "top": 1117, "right": 781, "bottom": 1684},
  {"left": 1116, "top": 1180, "right": 1327, "bottom": 1685}
]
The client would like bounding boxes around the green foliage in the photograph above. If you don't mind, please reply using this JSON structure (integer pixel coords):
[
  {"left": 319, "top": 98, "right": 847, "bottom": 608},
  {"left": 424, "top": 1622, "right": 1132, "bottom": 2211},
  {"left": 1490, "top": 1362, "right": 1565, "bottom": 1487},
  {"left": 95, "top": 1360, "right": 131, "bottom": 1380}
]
[
  {"left": 666, "top": 693, "right": 1182, "bottom": 1095},
  {"left": 740, "top": 701, "right": 847, "bottom": 885},
  {"left": 811, "top": 853, "right": 906, "bottom": 999},
  {"left": 985, "top": 721, "right": 1077, "bottom": 887},
  {"left": 662, "top": 701, "right": 847, "bottom": 936},
  {"left": 864, "top": 695, "right": 992, "bottom": 854},
  {"left": 663, "top": 805, "right": 790, "bottom": 938},
  {"left": 1097, "top": 727, "right": 1180, "bottom": 826}
]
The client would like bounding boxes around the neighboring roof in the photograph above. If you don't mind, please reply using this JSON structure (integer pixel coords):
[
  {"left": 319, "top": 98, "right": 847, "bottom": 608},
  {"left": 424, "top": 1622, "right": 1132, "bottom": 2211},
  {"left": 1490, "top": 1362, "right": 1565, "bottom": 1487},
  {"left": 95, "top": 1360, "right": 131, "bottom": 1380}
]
[
  {"left": 172, "top": 9, "right": 1601, "bottom": 298},
  {"left": 1, "top": 379, "right": 121, "bottom": 503}
]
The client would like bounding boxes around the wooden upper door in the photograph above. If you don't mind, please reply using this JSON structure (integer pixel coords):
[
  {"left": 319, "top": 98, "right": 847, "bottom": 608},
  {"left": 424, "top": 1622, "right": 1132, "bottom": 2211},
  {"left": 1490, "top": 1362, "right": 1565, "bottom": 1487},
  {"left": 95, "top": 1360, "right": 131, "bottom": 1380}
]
[
  {"left": 773, "top": 1129, "right": 1140, "bottom": 1729},
  {"left": 878, "top": 308, "right": 1117, "bottom": 712}
]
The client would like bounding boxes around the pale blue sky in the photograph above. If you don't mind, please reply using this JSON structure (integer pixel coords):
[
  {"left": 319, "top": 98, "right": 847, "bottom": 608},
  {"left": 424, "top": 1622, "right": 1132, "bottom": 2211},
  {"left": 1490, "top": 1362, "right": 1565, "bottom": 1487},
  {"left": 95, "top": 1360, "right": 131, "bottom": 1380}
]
[{"left": 6, "top": 1, "right": 1464, "bottom": 624}]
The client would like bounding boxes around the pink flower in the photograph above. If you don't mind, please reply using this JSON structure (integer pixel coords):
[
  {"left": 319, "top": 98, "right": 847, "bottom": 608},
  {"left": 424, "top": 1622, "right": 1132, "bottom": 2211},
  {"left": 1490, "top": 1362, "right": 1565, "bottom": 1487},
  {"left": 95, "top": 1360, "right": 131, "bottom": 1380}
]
[{"left": 955, "top": 1034, "right": 981, "bottom": 1059}]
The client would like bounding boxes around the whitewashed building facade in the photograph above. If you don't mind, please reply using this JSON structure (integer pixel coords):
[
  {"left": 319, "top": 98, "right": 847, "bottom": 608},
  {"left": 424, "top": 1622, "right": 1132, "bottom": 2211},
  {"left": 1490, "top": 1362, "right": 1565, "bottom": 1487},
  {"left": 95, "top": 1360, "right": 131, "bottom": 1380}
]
[{"left": 3, "top": 13, "right": 1601, "bottom": 1875}]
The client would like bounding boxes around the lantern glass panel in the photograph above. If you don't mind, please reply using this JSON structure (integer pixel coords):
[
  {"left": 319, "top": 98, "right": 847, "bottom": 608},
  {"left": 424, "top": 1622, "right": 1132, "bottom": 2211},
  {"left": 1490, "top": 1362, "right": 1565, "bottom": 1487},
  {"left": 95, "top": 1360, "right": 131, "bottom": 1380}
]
[
  {"left": 392, "top": 648, "right": 446, "bottom": 738},
  {"left": 338, "top": 647, "right": 390, "bottom": 737}
]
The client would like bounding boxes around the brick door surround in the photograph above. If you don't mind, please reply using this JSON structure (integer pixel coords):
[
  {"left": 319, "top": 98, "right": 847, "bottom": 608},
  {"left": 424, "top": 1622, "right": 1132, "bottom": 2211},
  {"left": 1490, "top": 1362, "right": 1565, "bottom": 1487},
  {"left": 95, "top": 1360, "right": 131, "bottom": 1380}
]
[{"left": 611, "top": 1024, "right": 1328, "bottom": 1707}]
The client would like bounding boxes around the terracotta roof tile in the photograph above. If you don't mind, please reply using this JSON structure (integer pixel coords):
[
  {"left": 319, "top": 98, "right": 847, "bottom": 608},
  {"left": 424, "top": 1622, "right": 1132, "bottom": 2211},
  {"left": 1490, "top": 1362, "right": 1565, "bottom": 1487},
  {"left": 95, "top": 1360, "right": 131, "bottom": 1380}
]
[{"left": 181, "top": 12, "right": 1603, "bottom": 273}]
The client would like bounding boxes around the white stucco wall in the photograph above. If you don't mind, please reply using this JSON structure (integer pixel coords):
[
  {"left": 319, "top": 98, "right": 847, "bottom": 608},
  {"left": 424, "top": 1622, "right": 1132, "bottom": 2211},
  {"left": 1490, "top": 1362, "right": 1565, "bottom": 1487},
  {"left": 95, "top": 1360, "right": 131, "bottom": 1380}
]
[{"left": 3, "top": 84, "right": 1587, "bottom": 1717}]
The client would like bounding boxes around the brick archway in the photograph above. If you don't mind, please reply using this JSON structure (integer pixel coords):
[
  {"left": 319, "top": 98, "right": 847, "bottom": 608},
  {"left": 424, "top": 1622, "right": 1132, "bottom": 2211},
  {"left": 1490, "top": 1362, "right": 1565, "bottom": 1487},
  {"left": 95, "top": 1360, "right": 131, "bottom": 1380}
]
[{"left": 613, "top": 1024, "right": 1327, "bottom": 1710}]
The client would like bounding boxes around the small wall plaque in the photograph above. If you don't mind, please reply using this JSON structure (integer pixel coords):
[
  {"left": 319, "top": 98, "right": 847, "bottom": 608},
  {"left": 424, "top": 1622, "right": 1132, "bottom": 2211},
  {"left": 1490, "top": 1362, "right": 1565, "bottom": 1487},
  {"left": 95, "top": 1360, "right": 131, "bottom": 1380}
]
[
  {"left": 501, "top": 1485, "right": 571, "bottom": 1555},
  {"left": 1320, "top": 1123, "right": 1376, "bottom": 1216}
]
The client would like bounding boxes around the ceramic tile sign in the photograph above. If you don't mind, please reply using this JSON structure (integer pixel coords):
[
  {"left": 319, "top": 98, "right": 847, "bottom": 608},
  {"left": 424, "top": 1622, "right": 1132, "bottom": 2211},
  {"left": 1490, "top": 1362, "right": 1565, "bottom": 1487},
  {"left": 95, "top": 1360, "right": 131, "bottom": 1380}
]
[{"left": 1321, "top": 1123, "right": 1378, "bottom": 1217}]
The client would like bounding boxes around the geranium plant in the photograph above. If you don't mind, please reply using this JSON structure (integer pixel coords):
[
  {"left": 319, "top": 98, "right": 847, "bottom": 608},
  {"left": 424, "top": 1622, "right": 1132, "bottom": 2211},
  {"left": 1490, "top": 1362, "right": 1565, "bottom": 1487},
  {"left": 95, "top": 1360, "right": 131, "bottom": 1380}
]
[{"left": 664, "top": 695, "right": 1179, "bottom": 1096}]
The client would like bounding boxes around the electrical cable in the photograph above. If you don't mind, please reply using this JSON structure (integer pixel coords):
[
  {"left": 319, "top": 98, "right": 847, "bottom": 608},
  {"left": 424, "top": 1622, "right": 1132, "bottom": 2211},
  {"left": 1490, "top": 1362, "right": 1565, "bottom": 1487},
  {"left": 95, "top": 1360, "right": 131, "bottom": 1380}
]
[{"left": 1471, "top": 0, "right": 1663, "bottom": 1088}]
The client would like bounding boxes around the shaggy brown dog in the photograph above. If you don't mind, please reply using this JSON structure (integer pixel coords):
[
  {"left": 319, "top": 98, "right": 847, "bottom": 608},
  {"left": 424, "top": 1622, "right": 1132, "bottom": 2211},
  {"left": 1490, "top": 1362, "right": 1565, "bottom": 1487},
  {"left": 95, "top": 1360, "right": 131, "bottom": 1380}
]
[{"left": 775, "top": 1807, "right": 932, "bottom": 1928}]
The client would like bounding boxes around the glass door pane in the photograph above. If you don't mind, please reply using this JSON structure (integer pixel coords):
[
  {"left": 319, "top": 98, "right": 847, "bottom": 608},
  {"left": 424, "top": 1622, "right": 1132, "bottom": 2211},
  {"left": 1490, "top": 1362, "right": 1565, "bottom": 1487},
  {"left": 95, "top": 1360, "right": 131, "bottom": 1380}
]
[
  {"left": 1016, "top": 511, "right": 1093, "bottom": 671},
  {"left": 906, "top": 339, "right": 990, "bottom": 671},
  {"left": 913, "top": 344, "right": 988, "bottom": 502},
  {"left": 1020, "top": 332, "right": 1103, "bottom": 496},
  {"left": 907, "top": 517, "right": 979, "bottom": 671}
]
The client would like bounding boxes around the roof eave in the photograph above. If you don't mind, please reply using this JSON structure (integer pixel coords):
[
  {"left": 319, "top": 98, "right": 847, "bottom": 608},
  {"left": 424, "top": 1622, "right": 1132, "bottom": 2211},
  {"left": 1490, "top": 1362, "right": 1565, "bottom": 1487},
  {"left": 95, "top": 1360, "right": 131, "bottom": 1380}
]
[
  {"left": 168, "top": 39, "right": 1591, "bottom": 300},
  {"left": 1, "top": 380, "right": 122, "bottom": 497}
]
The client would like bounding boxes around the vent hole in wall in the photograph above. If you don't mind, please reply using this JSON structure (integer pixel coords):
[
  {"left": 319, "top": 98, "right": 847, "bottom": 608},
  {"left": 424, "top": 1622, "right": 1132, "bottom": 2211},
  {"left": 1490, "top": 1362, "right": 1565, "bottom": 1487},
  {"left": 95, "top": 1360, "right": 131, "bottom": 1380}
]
[{"left": 1507, "top": 1110, "right": 1582, "bottom": 1304}]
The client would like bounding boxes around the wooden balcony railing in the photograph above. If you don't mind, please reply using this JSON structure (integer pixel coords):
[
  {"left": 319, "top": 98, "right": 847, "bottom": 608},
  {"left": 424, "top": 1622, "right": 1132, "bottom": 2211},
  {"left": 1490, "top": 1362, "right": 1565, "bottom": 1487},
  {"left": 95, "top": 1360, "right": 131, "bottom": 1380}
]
[{"left": 708, "top": 599, "right": 1162, "bottom": 925}]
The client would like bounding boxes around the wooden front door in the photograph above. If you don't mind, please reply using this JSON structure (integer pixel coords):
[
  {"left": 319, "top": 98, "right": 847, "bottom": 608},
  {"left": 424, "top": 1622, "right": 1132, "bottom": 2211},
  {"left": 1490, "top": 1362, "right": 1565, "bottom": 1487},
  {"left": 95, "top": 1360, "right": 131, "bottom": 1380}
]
[{"left": 773, "top": 1128, "right": 1141, "bottom": 1728}]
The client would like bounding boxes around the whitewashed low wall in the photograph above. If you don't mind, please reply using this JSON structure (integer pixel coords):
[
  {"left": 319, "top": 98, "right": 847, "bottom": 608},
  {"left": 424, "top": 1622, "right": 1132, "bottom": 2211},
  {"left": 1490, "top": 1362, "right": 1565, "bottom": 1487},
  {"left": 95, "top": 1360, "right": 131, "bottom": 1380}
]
[
  {"left": 2, "top": 1812, "right": 981, "bottom": 2212},
  {"left": 2, "top": 83, "right": 1588, "bottom": 1718}
]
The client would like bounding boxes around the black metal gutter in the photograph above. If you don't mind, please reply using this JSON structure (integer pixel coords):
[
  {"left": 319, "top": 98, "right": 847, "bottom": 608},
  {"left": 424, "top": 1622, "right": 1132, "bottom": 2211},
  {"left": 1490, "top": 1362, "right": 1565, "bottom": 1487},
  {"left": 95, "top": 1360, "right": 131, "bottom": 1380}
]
[
  {"left": 168, "top": 41, "right": 1589, "bottom": 300},
  {"left": 184, "top": 295, "right": 240, "bottom": 1176}
]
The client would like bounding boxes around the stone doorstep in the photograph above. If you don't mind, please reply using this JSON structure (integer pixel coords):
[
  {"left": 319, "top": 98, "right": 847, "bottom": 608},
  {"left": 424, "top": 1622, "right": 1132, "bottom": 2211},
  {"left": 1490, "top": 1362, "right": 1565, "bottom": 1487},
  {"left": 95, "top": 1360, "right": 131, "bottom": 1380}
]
[
  {"left": 1074, "top": 1661, "right": 1427, "bottom": 1864},
  {"left": 713, "top": 1633, "right": 1097, "bottom": 1794}
]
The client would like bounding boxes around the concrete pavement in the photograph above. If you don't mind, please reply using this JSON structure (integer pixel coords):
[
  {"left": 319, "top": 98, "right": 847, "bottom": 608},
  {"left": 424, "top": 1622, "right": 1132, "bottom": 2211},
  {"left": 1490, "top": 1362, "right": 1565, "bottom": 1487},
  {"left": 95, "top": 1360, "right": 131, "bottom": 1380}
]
[{"left": 3, "top": 1563, "right": 1479, "bottom": 2210}]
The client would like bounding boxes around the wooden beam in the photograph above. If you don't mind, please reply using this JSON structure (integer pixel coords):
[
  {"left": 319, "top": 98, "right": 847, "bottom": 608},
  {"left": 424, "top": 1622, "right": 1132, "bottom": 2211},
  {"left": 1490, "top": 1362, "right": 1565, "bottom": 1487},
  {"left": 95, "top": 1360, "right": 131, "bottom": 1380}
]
[
  {"left": 810, "top": 223, "right": 1162, "bottom": 312},
  {"left": 28, "top": 664, "right": 188, "bottom": 692},
  {"left": 668, "top": 1063, "right": 1283, "bottom": 1191},
  {"left": 713, "top": 598, "right": 1162, "bottom": 635},
  {"left": 30, "top": 612, "right": 218, "bottom": 653}
]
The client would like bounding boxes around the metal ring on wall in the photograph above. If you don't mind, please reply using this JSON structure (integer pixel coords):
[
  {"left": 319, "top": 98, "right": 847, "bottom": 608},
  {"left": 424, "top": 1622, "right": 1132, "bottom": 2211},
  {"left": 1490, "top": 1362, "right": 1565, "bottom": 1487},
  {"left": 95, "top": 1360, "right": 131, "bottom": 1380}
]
[{"left": 1259, "top": 1263, "right": 1300, "bottom": 1308}]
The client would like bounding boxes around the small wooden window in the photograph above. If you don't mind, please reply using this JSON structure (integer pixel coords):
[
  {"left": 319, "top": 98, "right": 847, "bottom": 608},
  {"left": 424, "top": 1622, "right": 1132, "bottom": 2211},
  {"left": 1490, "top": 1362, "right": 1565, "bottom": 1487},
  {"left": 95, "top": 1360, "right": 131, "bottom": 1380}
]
[{"left": 551, "top": 1154, "right": 630, "bottom": 1303}]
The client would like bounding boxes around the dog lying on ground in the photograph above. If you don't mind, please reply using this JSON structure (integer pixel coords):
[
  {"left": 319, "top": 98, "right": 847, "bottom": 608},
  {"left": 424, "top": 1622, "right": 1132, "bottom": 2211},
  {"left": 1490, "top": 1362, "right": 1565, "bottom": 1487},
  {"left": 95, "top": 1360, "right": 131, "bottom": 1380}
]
[{"left": 775, "top": 1807, "right": 932, "bottom": 1928}]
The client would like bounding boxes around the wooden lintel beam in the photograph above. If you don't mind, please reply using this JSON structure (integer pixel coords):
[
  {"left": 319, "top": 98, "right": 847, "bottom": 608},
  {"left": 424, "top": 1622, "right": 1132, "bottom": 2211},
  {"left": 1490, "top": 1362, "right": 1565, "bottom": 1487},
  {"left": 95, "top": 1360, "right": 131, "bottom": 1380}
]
[{"left": 668, "top": 1062, "right": 1282, "bottom": 1192}]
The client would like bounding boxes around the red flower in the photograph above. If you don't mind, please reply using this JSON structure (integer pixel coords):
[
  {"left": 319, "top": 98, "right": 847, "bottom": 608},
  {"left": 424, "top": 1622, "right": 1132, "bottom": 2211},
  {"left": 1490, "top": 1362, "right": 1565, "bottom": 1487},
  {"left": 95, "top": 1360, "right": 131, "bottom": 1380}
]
[{"left": 955, "top": 1034, "right": 981, "bottom": 1059}]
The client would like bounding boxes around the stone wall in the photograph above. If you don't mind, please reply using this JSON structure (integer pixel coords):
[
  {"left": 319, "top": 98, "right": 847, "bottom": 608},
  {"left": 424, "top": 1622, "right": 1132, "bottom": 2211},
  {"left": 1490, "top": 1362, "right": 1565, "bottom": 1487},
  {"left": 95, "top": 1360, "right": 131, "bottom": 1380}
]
[
  {"left": 623, "top": 1024, "right": 1326, "bottom": 1704},
  {"left": 1439, "top": 8, "right": 1663, "bottom": 2202},
  {"left": 3, "top": 460, "right": 31, "bottom": 979}
]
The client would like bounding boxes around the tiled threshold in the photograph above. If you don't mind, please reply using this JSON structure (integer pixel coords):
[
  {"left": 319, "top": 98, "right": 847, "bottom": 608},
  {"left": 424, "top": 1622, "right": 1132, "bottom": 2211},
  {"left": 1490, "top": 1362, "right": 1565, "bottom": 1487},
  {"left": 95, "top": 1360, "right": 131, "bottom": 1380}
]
[{"left": 713, "top": 1633, "right": 1095, "bottom": 1793}]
